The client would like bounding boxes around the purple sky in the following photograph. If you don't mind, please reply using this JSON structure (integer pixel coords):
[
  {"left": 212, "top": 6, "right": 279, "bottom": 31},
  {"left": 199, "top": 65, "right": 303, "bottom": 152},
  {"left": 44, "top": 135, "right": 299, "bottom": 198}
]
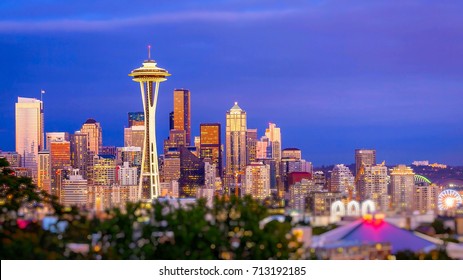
[{"left": 0, "top": 0, "right": 462, "bottom": 165}]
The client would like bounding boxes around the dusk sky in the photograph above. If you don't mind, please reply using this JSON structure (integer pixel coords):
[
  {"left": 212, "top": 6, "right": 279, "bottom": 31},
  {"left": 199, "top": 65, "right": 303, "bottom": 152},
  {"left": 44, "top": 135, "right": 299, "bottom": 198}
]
[{"left": 0, "top": 0, "right": 462, "bottom": 165}]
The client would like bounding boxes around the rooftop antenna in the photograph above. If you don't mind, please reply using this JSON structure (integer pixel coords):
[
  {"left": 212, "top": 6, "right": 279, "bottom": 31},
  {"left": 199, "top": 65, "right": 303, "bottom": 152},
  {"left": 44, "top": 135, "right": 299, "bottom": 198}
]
[
  {"left": 148, "top": 45, "right": 151, "bottom": 60},
  {"left": 40, "top": 89, "right": 45, "bottom": 101}
]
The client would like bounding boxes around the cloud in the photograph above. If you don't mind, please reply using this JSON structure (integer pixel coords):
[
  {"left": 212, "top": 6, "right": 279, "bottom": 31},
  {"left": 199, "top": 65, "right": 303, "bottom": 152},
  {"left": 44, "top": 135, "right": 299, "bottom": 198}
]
[{"left": 0, "top": 9, "right": 297, "bottom": 33}]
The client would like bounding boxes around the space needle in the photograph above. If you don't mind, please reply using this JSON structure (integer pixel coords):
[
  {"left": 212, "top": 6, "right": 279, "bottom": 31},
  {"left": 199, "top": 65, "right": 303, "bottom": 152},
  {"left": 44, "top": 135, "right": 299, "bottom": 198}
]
[{"left": 129, "top": 46, "right": 170, "bottom": 201}]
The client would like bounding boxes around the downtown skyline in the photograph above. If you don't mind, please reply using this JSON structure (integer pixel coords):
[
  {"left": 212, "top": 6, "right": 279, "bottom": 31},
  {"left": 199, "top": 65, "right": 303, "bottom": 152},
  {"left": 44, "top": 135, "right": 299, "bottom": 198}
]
[{"left": 1, "top": 1, "right": 463, "bottom": 166}]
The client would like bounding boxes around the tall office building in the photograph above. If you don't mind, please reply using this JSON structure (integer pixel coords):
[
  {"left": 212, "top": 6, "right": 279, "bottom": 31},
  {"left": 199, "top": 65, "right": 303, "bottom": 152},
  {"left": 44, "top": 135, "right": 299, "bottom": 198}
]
[
  {"left": 246, "top": 129, "right": 258, "bottom": 165},
  {"left": 15, "top": 97, "right": 44, "bottom": 182},
  {"left": 355, "top": 149, "right": 376, "bottom": 175},
  {"left": 81, "top": 119, "right": 102, "bottom": 155},
  {"left": 200, "top": 123, "right": 222, "bottom": 177},
  {"left": 173, "top": 89, "right": 191, "bottom": 145},
  {"left": 70, "top": 131, "right": 89, "bottom": 177},
  {"left": 124, "top": 125, "right": 145, "bottom": 149},
  {"left": 38, "top": 151, "right": 51, "bottom": 193},
  {"left": 46, "top": 132, "right": 69, "bottom": 151},
  {"left": 265, "top": 123, "right": 282, "bottom": 161},
  {"left": 179, "top": 147, "right": 204, "bottom": 198},
  {"left": 163, "top": 129, "right": 186, "bottom": 154},
  {"left": 118, "top": 146, "right": 142, "bottom": 168},
  {"left": 169, "top": 111, "right": 174, "bottom": 130},
  {"left": 128, "top": 112, "right": 144, "bottom": 127},
  {"left": 49, "top": 139, "right": 71, "bottom": 196},
  {"left": 243, "top": 162, "right": 270, "bottom": 200},
  {"left": 162, "top": 149, "right": 180, "bottom": 183},
  {"left": 129, "top": 52, "right": 170, "bottom": 200},
  {"left": 390, "top": 165, "right": 415, "bottom": 213},
  {"left": 330, "top": 164, "right": 355, "bottom": 196},
  {"left": 225, "top": 102, "right": 247, "bottom": 192},
  {"left": 358, "top": 164, "right": 389, "bottom": 211}
]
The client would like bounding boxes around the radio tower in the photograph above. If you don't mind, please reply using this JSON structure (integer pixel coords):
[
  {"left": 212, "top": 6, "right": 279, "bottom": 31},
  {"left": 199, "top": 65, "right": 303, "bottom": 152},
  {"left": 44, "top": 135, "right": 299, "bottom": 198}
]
[{"left": 129, "top": 46, "right": 170, "bottom": 201}]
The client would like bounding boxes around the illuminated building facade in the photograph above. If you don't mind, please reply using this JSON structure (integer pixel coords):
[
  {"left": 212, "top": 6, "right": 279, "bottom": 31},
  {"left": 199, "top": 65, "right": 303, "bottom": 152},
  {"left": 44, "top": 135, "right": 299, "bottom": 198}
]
[
  {"left": 390, "top": 165, "right": 415, "bottom": 212},
  {"left": 118, "top": 162, "right": 138, "bottom": 186},
  {"left": 129, "top": 51, "right": 170, "bottom": 200},
  {"left": 70, "top": 131, "right": 88, "bottom": 178},
  {"left": 199, "top": 123, "right": 222, "bottom": 177},
  {"left": 225, "top": 102, "right": 247, "bottom": 192},
  {"left": 357, "top": 164, "right": 389, "bottom": 211},
  {"left": 289, "top": 178, "right": 316, "bottom": 211},
  {"left": 81, "top": 119, "right": 102, "bottom": 155},
  {"left": 46, "top": 132, "right": 69, "bottom": 151},
  {"left": 49, "top": 139, "right": 71, "bottom": 197},
  {"left": 173, "top": 89, "right": 191, "bottom": 145},
  {"left": 15, "top": 97, "right": 44, "bottom": 182},
  {"left": 124, "top": 125, "right": 145, "bottom": 150},
  {"left": 330, "top": 164, "right": 354, "bottom": 196},
  {"left": 308, "top": 191, "right": 343, "bottom": 216},
  {"left": 61, "top": 169, "right": 88, "bottom": 207},
  {"left": 246, "top": 129, "right": 257, "bottom": 165},
  {"left": 118, "top": 146, "right": 142, "bottom": 168},
  {"left": 179, "top": 147, "right": 204, "bottom": 197},
  {"left": 38, "top": 151, "right": 51, "bottom": 193},
  {"left": 88, "top": 155, "right": 116, "bottom": 186},
  {"left": 0, "top": 151, "right": 21, "bottom": 167},
  {"left": 355, "top": 149, "right": 376, "bottom": 175},
  {"left": 243, "top": 162, "right": 270, "bottom": 200},
  {"left": 265, "top": 122, "right": 282, "bottom": 162},
  {"left": 162, "top": 149, "right": 180, "bottom": 183},
  {"left": 282, "top": 148, "right": 302, "bottom": 160},
  {"left": 163, "top": 129, "right": 186, "bottom": 154},
  {"left": 128, "top": 112, "right": 144, "bottom": 127}
]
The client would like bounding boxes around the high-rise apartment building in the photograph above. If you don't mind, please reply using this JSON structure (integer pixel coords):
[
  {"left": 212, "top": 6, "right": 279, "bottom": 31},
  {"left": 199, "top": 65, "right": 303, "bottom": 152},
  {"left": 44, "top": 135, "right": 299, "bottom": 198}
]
[
  {"left": 330, "top": 164, "right": 355, "bottom": 196},
  {"left": 173, "top": 89, "right": 191, "bottom": 145},
  {"left": 200, "top": 123, "right": 222, "bottom": 177},
  {"left": 61, "top": 169, "right": 88, "bottom": 207},
  {"left": 390, "top": 165, "right": 415, "bottom": 213},
  {"left": 15, "top": 97, "right": 44, "bottom": 182},
  {"left": 243, "top": 162, "right": 270, "bottom": 200},
  {"left": 358, "top": 164, "right": 389, "bottom": 211},
  {"left": 81, "top": 119, "right": 102, "bottom": 155},
  {"left": 118, "top": 162, "right": 138, "bottom": 186},
  {"left": 225, "top": 102, "right": 247, "bottom": 192}
]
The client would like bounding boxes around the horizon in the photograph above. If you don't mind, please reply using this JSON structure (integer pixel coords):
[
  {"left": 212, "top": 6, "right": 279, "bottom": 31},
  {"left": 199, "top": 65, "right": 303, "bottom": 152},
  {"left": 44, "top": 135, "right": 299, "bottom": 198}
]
[{"left": 1, "top": 1, "right": 462, "bottom": 165}]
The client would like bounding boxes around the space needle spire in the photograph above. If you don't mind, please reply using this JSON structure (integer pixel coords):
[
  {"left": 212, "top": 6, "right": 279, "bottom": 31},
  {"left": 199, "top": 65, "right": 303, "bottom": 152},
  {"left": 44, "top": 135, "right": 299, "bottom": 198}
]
[{"left": 129, "top": 46, "right": 170, "bottom": 201}]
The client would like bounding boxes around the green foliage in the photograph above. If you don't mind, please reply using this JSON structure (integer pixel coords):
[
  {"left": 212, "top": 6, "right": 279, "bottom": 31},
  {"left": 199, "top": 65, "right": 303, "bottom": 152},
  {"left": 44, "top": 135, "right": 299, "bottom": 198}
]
[
  {"left": 395, "top": 249, "right": 452, "bottom": 260},
  {"left": 0, "top": 161, "right": 301, "bottom": 260}
]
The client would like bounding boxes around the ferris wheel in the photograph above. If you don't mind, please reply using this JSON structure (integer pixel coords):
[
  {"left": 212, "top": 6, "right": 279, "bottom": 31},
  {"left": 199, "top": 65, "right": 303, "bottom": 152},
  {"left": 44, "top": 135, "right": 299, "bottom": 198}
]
[{"left": 438, "top": 189, "right": 462, "bottom": 211}]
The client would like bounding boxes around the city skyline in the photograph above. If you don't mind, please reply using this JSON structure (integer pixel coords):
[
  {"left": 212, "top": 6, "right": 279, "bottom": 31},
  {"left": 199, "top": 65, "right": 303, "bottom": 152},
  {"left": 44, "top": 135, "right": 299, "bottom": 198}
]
[{"left": 1, "top": 1, "right": 463, "bottom": 166}]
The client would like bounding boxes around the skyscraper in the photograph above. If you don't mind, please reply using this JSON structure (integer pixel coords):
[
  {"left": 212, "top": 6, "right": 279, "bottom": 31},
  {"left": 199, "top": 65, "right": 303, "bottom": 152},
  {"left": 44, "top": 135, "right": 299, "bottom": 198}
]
[
  {"left": 200, "top": 123, "right": 222, "bottom": 177},
  {"left": 46, "top": 132, "right": 69, "bottom": 151},
  {"left": 179, "top": 146, "right": 204, "bottom": 198},
  {"left": 265, "top": 122, "right": 282, "bottom": 161},
  {"left": 246, "top": 129, "right": 257, "bottom": 165},
  {"left": 355, "top": 149, "right": 376, "bottom": 175},
  {"left": 129, "top": 49, "right": 170, "bottom": 200},
  {"left": 128, "top": 112, "right": 144, "bottom": 127},
  {"left": 173, "top": 89, "right": 191, "bottom": 145},
  {"left": 124, "top": 125, "right": 145, "bottom": 149},
  {"left": 15, "top": 97, "right": 44, "bottom": 182},
  {"left": 49, "top": 139, "right": 71, "bottom": 197},
  {"left": 225, "top": 102, "right": 247, "bottom": 193},
  {"left": 390, "top": 165, "right": 415, "bottom": 213},
  {"left": 163, "top": 129, "right": 186, "bottom": 154},
  {"left": 81, "top": 119, "right": 102, "bottom": 155},
  {"left": 38, "top": 151, "right": 51, "bottom": 193},
  {"left": 70, "top": 131, "right": 89, "bottom": 177}
]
